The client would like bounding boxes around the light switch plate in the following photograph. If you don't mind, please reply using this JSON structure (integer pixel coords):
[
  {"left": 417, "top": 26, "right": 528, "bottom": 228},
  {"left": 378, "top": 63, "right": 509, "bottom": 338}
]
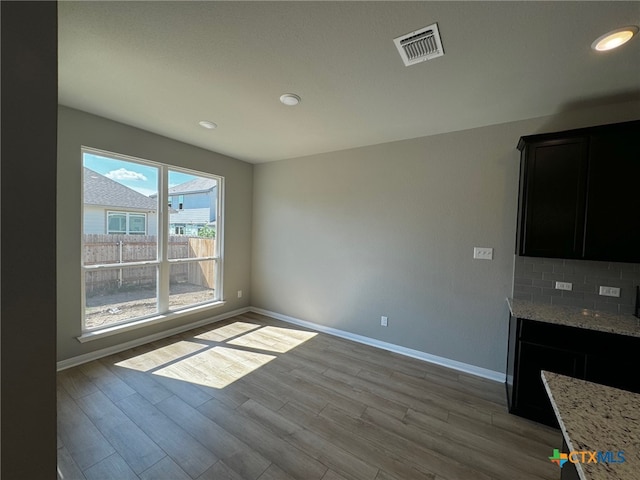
[
  {"left": 555, "top": 281, "right": 573, "bottom": 291},
  {"left": 473, "top": 247, "right": 493, "bottom": 260},
  {"left": 599, "top": 286, "right": 620, "bottom": 297}
]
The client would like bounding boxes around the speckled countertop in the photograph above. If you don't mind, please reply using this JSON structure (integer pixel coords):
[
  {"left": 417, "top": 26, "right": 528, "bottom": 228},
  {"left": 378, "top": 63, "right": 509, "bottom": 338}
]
[
  {"left": 507, "top": 298, "right": 640, "bottom": 338},
  {"left": 541, "top": 371, "right": 640, "bottom": 480}
]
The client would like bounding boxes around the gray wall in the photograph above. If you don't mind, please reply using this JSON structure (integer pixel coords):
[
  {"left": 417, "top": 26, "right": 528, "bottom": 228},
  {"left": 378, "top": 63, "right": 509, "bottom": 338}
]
[
  {"left": 513, "top": 256, "right": 640, "bottom": 315},
  {"left": 251, "top": 103, "right": 640, "bottom": 374},
  {"left": 58, "top": 106, "right": 253, "bottom": 361}
]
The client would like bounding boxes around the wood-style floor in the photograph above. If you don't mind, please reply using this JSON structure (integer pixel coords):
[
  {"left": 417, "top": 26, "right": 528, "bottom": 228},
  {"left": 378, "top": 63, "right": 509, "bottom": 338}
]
[{"left": 58, "top": 312, "right": 561, "bottom": 480}]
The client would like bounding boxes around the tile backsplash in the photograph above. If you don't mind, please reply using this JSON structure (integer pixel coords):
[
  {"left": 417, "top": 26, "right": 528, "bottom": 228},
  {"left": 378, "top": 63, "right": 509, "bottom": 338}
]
[{"left": 513, "top": 256, "right": 640, "bottom": 315}]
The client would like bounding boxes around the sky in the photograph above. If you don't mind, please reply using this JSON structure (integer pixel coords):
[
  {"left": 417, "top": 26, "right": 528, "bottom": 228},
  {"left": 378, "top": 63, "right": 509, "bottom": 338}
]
[{"left": 83, "top": 153, "right": 199, "bottom": 197}]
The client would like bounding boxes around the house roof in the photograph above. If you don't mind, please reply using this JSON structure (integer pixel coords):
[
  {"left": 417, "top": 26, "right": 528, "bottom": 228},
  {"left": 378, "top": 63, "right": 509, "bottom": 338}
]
[
  {"left": 170, "top": 208, "right": 212, "bottom": 225},
  {"left": 169, "top": 177, "right": 217, "bottom": 195},
  {"left": 84, "top": 167, "right": 157, "bottom": 211}
]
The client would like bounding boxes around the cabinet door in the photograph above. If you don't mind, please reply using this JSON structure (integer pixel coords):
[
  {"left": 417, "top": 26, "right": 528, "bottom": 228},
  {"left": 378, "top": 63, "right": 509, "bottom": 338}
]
[
  {"left": 584, "top": 123, "right": 640, "bottom": 262},
  {"left": 514, "top": 341, "right": 586, "bottom": 426},
  {"left": 519, "top": 138, "right": 589, "bottom": 258},
  {"left": 585, "top": 332, "right": 640, "bottom": 393}
]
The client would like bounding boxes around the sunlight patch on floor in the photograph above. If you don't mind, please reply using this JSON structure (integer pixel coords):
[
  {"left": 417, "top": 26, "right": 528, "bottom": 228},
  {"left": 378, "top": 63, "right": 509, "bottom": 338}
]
[
  {"left": 153, "top": 346, "right": 276, "bottom": 389},
  {"left": 194, "top": 321, "right": 262, "bottom": 342},
  {"left": 228, "top": 325, "right": 317, "bottom": 353},
  {"left": 115, "top": 340, "right": 208, "bottom": 372},
  {"left": 113, "top": 321, "right": 318, "bottom": 387}
]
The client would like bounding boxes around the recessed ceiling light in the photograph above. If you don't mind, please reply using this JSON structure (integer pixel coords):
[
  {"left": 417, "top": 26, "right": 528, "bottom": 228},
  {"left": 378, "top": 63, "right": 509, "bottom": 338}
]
[
  {"left": 279, "top": 93, "right": 301, "bottom": 106},
  {"left": 198, "top": 120, "right": 217, "bottom": 129},
  {"left": 591, "top": 26, "right": 638, "bottom": 51}
]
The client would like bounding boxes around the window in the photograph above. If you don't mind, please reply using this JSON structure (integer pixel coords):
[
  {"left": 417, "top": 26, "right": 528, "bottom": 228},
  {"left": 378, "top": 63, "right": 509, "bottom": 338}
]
[
  {"left": 129, "top": 213, "right": 146, "bottom": 234},
  {"left": 168, "top": 195, "right": 185, "bottom": 209},
  {"left": 107, "top": 212, "right": 147, "bottom": 235},
  {"left": 107, "top": 212, "right": 127, "bottom": 234},
  {"left": 82, "top": 148, "right": 223, "bottom": 332}
]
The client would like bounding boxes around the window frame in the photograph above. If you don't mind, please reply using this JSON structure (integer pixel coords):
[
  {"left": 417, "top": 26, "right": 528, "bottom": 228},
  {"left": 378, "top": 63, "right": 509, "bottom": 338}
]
[{"left": 81, "top": 146, "right": 225, "bottom": 336}]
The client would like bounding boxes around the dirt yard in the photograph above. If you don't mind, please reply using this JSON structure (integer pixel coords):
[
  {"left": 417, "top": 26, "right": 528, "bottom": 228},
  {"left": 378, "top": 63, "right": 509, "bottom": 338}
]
[{"left": 85, "top": 283, "right": 214, "bottom": 329}]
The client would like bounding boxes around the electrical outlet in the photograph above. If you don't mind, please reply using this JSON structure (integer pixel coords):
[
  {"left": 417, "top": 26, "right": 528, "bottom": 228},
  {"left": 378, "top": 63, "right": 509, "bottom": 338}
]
[
  {"left": 381, "top": 316, "right": 388, "bottom": 327},
  {"left": 555, "top": 281, "right": 573, "bottom": 291},
  {"left": 473, "top": 247, "right": 493, "bottom": 260},
  {"left": 237, "top": 290, "right": 243, "bottom": 298},
  {"left": 599, "top": 286, "right": 620, "bottom": 298}
]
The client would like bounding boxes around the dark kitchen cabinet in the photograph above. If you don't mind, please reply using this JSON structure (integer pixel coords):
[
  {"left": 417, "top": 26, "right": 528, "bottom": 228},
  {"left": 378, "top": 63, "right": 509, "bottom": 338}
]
[
  {"left": 584, "top": 123, "right": 640, "bottom": 262},
  {"left": 516, "top": 120, "right": 640, "bottom": 263},
  {"left": 516, "top": 137, "right": 588, "bottom": 258},
  {"left": 515, "top": 342, "right": 585, "bottom": 426},
  {"left": 584, "top": 332, "right": 639, "bottom": 392},
  {"left": 506, "top": 315, "right": 640, "bottom": 427}
]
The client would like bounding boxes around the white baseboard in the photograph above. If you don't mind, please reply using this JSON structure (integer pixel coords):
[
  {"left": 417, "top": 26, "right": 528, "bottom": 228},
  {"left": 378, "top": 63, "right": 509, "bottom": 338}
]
[
  {"left": 250, "top": 307, "right": 506, "bottom": 383},
  {"left": 57, "top": 305, "right": 506, "bottom": 383},
  {"left": 56, "top": 307, "right": 251, "bottom": 371}
]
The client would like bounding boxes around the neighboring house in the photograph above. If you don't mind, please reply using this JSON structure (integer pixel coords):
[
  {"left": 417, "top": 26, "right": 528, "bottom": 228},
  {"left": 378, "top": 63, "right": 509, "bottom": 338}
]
[
  {"left": 83, "top": 167, "right": 157, "bottom": 235},
  {"left": 165, "top": 177, "right": 217, "bottom": 236}
]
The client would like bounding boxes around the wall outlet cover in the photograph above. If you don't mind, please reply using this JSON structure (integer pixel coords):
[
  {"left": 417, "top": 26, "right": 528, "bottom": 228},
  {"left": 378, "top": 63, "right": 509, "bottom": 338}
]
[{"left": 473, "top": 247, "right": 493, "bottom": 260}]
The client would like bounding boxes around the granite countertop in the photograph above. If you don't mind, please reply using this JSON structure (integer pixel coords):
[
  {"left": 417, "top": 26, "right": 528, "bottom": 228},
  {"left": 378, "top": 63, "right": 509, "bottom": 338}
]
[
  {"left": 507, "top": 298, "right": 640, "bottom": 338},
  {"left": 541, "top": 371, "right": 640, "bottom": 480}
]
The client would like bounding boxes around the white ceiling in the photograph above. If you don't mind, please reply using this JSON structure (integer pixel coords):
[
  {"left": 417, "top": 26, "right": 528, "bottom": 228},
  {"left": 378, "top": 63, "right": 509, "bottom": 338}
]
[{"left": 58, "top": 1, "right": 640, "bottom": 163}]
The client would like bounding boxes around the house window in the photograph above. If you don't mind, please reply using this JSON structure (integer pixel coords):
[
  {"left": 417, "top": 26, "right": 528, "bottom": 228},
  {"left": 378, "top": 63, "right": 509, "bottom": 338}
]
[
  {"left": 82, "top": 147, "right": 224, "bottom": 332},
  {"left": 128, "top": 213, "right": 146, "bottom": 234},
  {"left": 107, "top": 212, "right": 147, "bottom": 235},
  {"left": 107, "top": 212, "right": 127, "bottom": 234}
]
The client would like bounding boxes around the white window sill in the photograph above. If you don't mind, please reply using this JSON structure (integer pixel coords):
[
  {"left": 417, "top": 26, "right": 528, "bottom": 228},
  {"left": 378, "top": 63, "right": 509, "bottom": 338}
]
[{"left": 77, "top": 301, "right": 226, "bottom": 343}]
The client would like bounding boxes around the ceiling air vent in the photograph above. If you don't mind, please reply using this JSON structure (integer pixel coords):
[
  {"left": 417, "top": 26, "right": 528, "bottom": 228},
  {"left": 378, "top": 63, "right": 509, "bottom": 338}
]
[{"left": 393, "top": 23, "right": 444, "bottom": 66}]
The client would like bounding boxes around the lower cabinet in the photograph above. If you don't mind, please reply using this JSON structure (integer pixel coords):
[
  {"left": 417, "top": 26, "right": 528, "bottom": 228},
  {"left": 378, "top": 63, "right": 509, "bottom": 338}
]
[
  {"left": 515, "top": 342, "right": 585, "bottom": 426},
  {"left": 506, "top": 316, "right": 640, "bottom": 427},
  {"left": 584, "top": 333, "right": 639, "bottom": 392}
]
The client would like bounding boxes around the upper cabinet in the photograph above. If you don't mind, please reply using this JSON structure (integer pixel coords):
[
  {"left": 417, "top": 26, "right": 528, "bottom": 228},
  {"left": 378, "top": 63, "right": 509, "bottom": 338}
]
[{"left": 516, "top": 120, "right": 640, "bottom": 263}]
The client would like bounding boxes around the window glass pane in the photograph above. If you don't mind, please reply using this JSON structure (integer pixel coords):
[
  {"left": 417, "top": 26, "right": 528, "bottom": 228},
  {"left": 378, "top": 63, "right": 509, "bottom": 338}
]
[
  {"left": 84, "top": 266, "right": 158, "bottom": 329},
  {"left": 167, "top": 170, "right": 218, "bottom": 259},
  {"left": 83, "top": 153, "right": 158, "bottom": 263},
  {"left": 169, "top": 260, "right": 216, "bottom": 311},
  {"left": 107, "top": 213, "right": 126, "bottom": 234},
  {"left": 129, "top": 214, "right": 146, "bottom": 234}
]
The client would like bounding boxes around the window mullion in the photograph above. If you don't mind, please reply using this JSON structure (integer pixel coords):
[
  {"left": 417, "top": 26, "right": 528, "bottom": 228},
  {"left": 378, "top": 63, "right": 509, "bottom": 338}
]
[
  {"left": 158, "top": 166, "right": 170, "bottom": 312},
  {"left": 216, "top": 178, "right": 224, "bottom": 300}
]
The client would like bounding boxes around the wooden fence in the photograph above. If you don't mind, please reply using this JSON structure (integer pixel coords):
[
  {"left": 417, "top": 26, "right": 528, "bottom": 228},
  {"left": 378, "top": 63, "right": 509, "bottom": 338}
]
[{"left": 84, "top": 234, "right": 216, "bottom": 296}]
